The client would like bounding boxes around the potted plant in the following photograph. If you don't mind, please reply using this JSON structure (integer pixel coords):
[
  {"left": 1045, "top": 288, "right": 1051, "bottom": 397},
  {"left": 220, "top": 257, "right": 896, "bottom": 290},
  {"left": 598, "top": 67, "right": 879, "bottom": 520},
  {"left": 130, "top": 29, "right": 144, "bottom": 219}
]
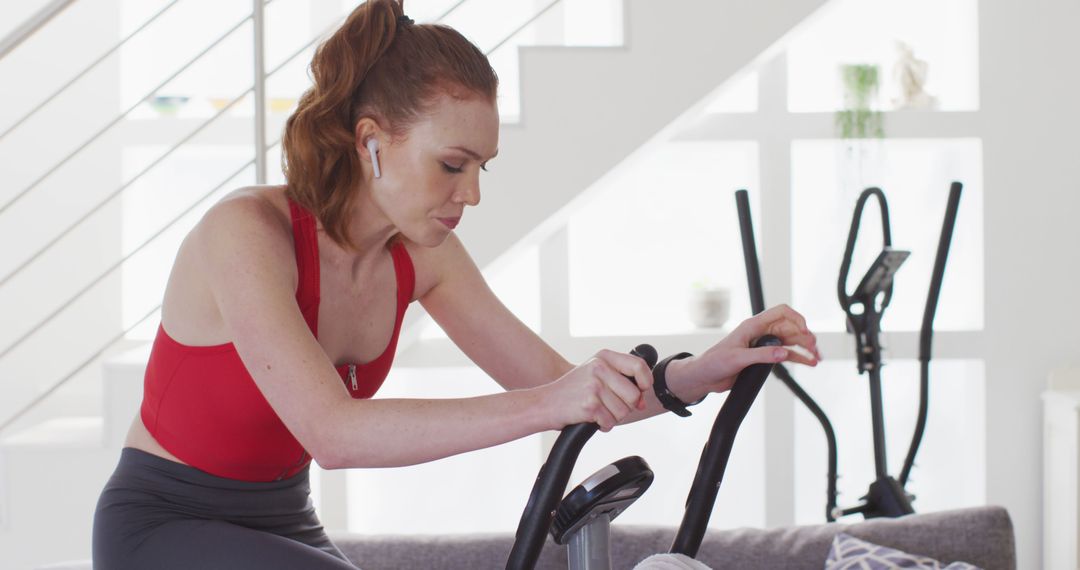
[
  {"left": 835, "top": 63, "right": 884, "bottom": 139},
  {"left": 834, "top": 63, "right": 886, "bottom": 198}
]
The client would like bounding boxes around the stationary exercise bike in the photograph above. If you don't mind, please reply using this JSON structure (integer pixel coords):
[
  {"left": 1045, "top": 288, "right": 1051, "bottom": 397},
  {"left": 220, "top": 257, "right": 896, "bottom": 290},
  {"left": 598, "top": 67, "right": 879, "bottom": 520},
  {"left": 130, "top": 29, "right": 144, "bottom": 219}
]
[
  {"left": 505, "top": 338, "right": 782, "bottom": 570},
  {"left": 734, "top": 182, "right": 963, "bottom": 520},
  {"left": 501, "top": 334, "right": 780, "bottom": 569}
]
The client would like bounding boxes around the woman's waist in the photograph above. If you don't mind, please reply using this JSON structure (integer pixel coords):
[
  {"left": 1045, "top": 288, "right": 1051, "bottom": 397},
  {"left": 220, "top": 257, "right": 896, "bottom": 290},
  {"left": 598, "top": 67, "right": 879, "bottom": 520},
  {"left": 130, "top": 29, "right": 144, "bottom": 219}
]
[{"left": 112, "top": 446, "right": 312, "bottom": 493}]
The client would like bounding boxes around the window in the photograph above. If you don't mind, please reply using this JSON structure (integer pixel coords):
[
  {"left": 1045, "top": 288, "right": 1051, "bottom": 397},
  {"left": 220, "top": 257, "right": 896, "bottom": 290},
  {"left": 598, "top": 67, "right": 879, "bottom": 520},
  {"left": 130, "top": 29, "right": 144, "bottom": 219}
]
[
  {"left": 572, "top": 392, "right": 767, "bottom": 529},
  {"left": 791, "top": 138, "right": 984, "bottom": 332},
  {"left": 568, "top": 141, "right": 759, "bottom": 337},
  {"left": 792, "top": 359, "right": 986, "bottom": 524},
  {"left": 786, "top": 0, "right": 979, "bottom": 112}
]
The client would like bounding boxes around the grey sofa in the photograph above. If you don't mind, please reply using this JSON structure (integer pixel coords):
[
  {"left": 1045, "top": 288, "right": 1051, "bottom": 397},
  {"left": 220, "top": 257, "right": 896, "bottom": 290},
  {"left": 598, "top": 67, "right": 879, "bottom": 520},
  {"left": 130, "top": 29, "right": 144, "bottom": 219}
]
[
  {"left": 37, "top": 506, "right": 1013, "bottom": 569},
  {"left": 331, "top": 506, "right": 1015, "bottom": 570}
]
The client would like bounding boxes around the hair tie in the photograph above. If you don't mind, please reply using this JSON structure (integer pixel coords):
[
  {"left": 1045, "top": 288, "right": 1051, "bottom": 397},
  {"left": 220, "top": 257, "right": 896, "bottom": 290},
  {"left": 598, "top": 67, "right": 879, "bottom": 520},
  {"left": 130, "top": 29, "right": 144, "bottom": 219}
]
[{"left": 397, "top": 15, "right": 414, "bottom": 27}]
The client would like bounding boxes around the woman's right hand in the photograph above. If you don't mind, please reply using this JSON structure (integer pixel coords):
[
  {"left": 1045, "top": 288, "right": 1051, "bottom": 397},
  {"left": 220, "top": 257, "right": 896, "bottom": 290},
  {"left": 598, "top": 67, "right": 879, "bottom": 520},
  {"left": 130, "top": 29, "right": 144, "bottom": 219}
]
[{"left": 542, "top": 350, "right": 654, "bottom": 432}]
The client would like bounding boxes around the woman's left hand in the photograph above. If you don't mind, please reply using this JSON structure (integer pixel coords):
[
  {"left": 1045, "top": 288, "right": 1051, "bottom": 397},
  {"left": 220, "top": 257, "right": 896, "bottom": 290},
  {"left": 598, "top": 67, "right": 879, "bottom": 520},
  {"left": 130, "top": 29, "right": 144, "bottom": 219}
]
[{"left": 684, "top": 304, "right": 821, "bottom": 394}]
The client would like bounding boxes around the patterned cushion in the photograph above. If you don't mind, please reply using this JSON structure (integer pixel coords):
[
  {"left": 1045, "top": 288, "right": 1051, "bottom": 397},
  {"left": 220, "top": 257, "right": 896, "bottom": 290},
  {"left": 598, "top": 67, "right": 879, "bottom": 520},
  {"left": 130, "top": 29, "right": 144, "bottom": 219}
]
[{"left": 825, "top": 533, "right": 983, "bottom": 570}]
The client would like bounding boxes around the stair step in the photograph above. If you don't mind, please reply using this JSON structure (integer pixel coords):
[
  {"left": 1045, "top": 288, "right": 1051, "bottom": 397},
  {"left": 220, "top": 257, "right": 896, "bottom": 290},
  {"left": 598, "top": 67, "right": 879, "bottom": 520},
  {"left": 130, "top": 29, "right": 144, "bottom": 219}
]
[{"left": 0, "top": 418, "right": 118, "bottom": 569}]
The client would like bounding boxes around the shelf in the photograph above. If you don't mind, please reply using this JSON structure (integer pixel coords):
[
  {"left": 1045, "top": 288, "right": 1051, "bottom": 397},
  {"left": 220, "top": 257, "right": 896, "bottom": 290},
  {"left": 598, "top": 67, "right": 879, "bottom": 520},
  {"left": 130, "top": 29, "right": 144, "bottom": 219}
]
[
  {"left": 395, "top": 330, "right": 984, "bottom": 369},
  {"left": 674, "top": 111, "right": 983, "bottom": 142}
]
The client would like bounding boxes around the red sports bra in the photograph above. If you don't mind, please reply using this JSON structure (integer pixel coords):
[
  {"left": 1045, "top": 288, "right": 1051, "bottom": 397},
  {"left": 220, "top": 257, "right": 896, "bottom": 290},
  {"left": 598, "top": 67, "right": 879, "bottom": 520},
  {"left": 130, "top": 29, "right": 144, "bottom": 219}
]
[{"left": 140, "top": 196, "right": 415, "bottom": 481}]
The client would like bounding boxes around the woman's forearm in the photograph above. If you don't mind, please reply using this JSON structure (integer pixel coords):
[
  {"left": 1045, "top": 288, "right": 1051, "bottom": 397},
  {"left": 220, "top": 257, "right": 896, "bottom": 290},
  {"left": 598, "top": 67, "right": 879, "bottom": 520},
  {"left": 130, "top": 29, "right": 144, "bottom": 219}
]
[
  {"left": 318, "top": 386, "right": 554, "bottom": 469},
  {"left": 537, "top": 353, "right": 706, "bottom": 426}
]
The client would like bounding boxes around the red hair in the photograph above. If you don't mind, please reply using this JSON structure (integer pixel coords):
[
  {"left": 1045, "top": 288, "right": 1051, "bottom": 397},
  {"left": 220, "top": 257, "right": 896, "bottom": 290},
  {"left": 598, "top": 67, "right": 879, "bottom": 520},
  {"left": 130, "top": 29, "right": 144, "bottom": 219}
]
[{"left": 281, "top": 0, "right": 498, "bottom": 250}]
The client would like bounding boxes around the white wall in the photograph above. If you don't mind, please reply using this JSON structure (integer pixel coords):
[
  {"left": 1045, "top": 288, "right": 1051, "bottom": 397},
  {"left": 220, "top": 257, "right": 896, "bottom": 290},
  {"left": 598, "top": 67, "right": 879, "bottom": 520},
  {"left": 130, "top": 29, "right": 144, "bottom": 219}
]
[{"left": 980, "top": 1, "right": 1080, "bottom": 567}]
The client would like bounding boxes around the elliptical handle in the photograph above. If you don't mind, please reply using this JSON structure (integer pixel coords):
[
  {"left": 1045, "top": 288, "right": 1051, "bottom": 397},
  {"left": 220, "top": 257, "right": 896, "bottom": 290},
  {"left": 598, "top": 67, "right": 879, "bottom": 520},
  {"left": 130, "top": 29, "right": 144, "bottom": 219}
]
[
  {"left": 899, "top": 181, "right": 963, "bottom": 487},
  {"left": 506, "top": 344, "right": 658, "bottom": 570},
  {"left": 670, "top": 334, "right": 783, "bottom": 558},
  {"left": 838, "top": 187, "right": 894, "bottom": 311},
  {"left": 735, "top": 190, "right": 766, "bottom": 315},
  {"left": 919, "top": 181, "right": 962, "bottom": 362}
]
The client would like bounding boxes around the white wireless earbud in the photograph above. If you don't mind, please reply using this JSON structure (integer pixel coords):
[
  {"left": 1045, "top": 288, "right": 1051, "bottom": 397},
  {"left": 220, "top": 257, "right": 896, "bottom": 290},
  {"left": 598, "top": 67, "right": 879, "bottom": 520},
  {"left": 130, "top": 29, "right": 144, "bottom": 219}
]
[{"left": 366, "top": 138, "right": 381, "bottom": 179}]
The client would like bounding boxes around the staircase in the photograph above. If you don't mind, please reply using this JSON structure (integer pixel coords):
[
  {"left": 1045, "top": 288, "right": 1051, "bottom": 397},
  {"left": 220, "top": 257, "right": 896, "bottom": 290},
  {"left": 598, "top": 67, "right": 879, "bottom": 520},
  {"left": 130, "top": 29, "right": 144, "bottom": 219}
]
[
  {"left": 458, "top": 0, "right": 825, "bottom": 268},
  {"left": 0, "top": 0, "right": 829, "bottom": 567},
  {"left": 0, "top": 344, "right": 146, "bottom": 569}
]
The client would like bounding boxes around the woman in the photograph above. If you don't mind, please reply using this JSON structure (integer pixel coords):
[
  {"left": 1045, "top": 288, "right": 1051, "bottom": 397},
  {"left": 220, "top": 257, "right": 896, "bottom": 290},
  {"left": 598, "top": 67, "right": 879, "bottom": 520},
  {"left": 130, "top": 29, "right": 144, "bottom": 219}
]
[{"left": 92, "top": 1, "right": 820, "bottom": 568}]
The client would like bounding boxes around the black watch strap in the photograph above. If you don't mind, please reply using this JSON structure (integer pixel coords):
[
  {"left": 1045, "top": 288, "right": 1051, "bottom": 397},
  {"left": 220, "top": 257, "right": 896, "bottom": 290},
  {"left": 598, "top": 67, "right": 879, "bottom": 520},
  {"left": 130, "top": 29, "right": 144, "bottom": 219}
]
[{"left": 652, "top": 352, "right": 701, "bottom": 417}]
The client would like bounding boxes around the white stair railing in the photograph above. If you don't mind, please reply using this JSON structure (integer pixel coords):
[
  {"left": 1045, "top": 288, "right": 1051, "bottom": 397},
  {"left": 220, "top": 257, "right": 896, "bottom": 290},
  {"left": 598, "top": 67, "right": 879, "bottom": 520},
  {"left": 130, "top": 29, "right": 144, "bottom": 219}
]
[
  {"left": 0, "top": 0, "right": 80, "bottom": 59},
  {"left": 0, "top": 0, "right": 566, "bottom": 435},
  {"left": 0, "top": 2, "right": 274, "bottom": 225},
  {"left": 0, "top": 0, "right": 181, "bottom": 142}
]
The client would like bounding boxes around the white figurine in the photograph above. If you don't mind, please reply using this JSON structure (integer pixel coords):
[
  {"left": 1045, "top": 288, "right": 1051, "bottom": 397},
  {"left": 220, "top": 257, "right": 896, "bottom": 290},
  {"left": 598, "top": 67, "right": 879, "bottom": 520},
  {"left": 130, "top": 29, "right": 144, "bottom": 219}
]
[{"left": 892, "top": 41, "right": 938, "bottom": 110}]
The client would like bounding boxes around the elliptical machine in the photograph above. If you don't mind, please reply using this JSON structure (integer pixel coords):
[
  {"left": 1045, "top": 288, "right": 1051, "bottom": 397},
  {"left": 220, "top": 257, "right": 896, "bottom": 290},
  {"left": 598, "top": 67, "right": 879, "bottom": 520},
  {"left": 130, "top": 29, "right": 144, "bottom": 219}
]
[{"left": 734, "top": 181, "right": 963, "bottom": 521}]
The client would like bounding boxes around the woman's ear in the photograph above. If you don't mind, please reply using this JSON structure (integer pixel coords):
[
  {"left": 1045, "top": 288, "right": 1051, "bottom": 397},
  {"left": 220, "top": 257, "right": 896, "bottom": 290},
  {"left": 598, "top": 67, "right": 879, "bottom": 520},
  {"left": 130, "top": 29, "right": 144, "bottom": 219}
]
[{"left": 354, "top": 117, "right": 383, "bottom": 178}]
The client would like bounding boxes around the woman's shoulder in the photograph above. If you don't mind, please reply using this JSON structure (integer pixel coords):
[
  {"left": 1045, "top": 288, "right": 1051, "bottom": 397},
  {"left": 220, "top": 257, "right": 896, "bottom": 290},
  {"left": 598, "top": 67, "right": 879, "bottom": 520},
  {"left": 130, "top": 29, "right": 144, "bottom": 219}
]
[
  {"left": 160, "top": 186, "right": 297, "bottom": 347},
  {"left": 197, "top": 185, "right": 292, "bottom": 241},
  {"left": 189, "top": 185, "right": 298, "bottom": 282},
  {"left": 211, "top": 185, "right": 293, "bottom": 232}
]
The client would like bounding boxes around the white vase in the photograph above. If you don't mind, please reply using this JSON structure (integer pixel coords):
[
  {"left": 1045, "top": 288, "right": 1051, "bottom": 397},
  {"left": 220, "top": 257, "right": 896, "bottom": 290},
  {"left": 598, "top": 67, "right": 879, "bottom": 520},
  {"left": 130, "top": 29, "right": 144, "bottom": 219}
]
[{"left": 688, "top": 287, "right": 731, "bottom": 329}]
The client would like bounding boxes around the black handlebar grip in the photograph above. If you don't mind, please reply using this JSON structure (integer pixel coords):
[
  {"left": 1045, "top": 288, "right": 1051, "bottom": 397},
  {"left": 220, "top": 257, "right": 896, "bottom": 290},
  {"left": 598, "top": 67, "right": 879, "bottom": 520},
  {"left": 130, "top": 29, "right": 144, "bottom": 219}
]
[
  {"left": 506, "top": 344, "right": 657, "bottom": 570},
  {"left": 625, "top": 344, "right": 658, "bottom": 387}
]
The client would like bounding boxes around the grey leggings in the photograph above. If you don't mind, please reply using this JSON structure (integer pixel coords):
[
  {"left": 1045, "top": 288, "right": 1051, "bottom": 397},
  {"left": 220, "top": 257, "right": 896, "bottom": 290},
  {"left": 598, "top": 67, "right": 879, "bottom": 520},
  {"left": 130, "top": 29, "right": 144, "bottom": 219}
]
[{"left": 92, "top": 447, "right": 358, "bottom": 569}]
